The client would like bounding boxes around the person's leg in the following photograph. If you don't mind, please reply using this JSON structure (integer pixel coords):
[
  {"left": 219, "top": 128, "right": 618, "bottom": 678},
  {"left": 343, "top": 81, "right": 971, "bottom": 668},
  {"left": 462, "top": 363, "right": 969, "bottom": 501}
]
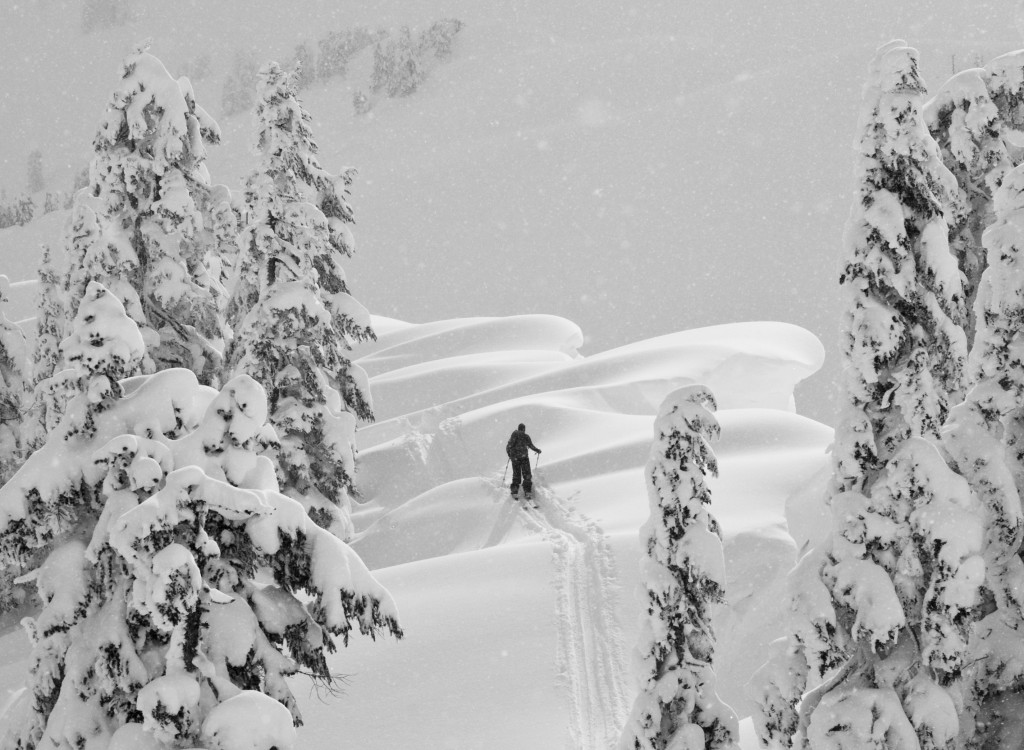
[
  {"left": 511, "top": 457, "right": 522, "bottom": 495},
  {"left": 522, "top": 457, "right": 533, "bottom": 494}
]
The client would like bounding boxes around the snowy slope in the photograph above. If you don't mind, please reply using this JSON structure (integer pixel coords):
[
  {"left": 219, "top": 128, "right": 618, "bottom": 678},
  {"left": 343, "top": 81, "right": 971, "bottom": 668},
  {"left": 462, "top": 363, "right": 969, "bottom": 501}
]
[
  {"left": 314, "top": 314, "right": 828, "bottom": 747},
  {"left": 0, "top": 313, "right": 830, "bottom": 748}
]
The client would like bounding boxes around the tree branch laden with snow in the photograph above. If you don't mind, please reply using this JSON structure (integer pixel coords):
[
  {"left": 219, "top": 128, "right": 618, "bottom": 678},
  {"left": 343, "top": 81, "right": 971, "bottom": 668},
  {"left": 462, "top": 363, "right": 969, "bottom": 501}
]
[{"left": 0, "top": 295, "right": 400, "bottom": 749}]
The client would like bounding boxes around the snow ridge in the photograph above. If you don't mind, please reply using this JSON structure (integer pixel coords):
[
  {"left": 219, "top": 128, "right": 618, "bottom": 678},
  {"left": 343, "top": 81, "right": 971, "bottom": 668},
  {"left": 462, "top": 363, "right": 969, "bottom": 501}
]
[{"left": 518, "top": 479, "right": 629, "bottom": 748}]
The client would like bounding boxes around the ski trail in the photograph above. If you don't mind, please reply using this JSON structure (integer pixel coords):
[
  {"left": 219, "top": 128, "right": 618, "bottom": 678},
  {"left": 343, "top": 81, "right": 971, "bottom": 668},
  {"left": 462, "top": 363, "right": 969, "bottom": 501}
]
[{"left": 519, "top": 482, "right": 630, "bottom": 749}]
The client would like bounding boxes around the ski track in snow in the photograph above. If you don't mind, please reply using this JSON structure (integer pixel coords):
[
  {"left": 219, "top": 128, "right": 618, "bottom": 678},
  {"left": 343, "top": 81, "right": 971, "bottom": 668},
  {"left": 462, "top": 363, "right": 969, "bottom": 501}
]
[{"left": 493, "top": 476, "right": 629, "bottom": 749}]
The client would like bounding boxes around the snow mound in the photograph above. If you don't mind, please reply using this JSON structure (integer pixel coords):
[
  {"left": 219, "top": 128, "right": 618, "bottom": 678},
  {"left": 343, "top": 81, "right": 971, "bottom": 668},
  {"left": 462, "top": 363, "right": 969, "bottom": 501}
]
[
  {"left": 361, "top": 317, "right": 822, "bottom": 433},
  {"left": 201, "top": 691, "right": 297, "bottom": 750},
  {"left": 337, "top": 314, "right": 831, "bottom": 745}
]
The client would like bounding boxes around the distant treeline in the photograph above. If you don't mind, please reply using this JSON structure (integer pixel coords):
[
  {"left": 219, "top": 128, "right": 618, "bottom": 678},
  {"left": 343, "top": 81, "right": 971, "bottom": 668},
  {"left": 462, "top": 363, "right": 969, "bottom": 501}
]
[
  {"left": 0, "top": 191, "right": 73, "bottom": 230},
  {"left": 220, "top": 19, "right": 465, "bottom": 116}
]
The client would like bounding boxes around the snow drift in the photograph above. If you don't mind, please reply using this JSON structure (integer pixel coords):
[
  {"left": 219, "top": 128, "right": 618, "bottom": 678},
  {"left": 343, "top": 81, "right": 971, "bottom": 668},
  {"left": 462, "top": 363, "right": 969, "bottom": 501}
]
[{"left": 0, "top": 312, "right": 830, "bottom": 748}]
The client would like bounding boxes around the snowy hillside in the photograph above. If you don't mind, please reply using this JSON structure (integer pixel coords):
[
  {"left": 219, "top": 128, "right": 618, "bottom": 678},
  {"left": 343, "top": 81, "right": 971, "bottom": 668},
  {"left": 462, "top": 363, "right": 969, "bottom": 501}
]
[
  {"left": 0, "top": 312, "right": 829, "bottom": 748},
  {"left": 0, "top": 1, "right": 1019, "bottom": 427}
]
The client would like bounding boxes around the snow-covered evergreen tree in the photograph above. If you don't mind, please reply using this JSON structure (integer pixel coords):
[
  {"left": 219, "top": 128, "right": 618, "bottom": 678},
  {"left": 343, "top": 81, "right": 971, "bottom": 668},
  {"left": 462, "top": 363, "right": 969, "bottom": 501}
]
[
  {"left": 352, "top": 89, "right": 371, "bottom": 115},
  {"left": 388, "top": 27, "right": 422, "bottom": 97},
  {"left": 986, "top": 50, "right": 1024, "bottom": 140},
  {"left": 42, "top": 192, "right": 66, "bottom": 215},
  {"left": 620, "top": 385, "right": 738, "bottom": 750},
  {"left": 753, "top": 41, "right": 980, "bottom": 750},
  {"left": 222, "top": 48, "right": 262, "bottom": 117},
  {"left": 60, "top": 192, "right": 160, "bottom": 385},
  {"left": 940, "top": 162, "right": 1024, "bottom": 748},
  {"left": 0, "top": 276, "right": 29, "bottom": 614},
  {"left": 64, "top": 195, "right": 143, "bottom": 325},
  {"left": 316, "top": 27, "right": 380, "bottom": 81},
  {"left": 226, "top": 62, "right": 374, "bottom": 540},
  {"left": 24, "top": 245, "right": 68, "bottom": 453},
  {"left": 370, "top": 28, "right": 423, "bottom": 99},
  {"left": 832, "top": 40, "right": 968, "bottom": 495},
  {"left": 0, "top": 275, "right": 28, "bottom": 486},
  {"left": 945, "top": 159, "right": 1024, "bottom": 568},
  {"left": 417, "top": 19, "right": 464, "bottom": 62},
  {"left": 14, "top": 194, "right": 35, "bottom": 226},
  {"left": 0, "top": 281, "right": 145, "bottom": 749},
  {"left": 87, "top": 44, "right": 226, "bottom": 383},
  {"left": 197, "top": 183, "right": 240, "bottom": 303},
  {"left": 925, "top": 67, "right": 1008, "bottom": 345},
  {"left": 924, "top": 51, "right": 1024, "bottom": 349},
  {"left": 53, "top": 282, "right": 147, "bottom": 441},
  {"left": 809, "top": 437, "right": 984, "bottom": 750},
  {"left": 0, "top": 283, "right": 400, "bottom": 750},
  {"left": 754, "top": 446, "right": 987, "bottom": 750},
  {"left": 26, "top": 149, "right": 44, "bottom": 194},
  {"left": 809, "top": 41, "right": 985, "bottom": 750},
  {"left": 369, "top": 37, "right": 394, "bottom": 97},
  {"left": 290, "top": 42, "right": 315, "bottom": 90},
  {"left": 748, "top": 545, "right": 844, "bottom": 749}
]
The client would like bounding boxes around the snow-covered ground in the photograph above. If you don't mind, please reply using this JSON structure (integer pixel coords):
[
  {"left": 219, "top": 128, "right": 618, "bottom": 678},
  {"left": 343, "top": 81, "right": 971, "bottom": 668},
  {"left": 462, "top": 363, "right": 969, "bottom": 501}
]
[{"left": 0, "top": 314, "right": 834, "bottom": 746}]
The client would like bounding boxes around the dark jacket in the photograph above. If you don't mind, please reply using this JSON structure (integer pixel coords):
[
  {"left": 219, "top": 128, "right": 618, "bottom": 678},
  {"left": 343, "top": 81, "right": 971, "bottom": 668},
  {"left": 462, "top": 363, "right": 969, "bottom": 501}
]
[{"left": 506, "top": 429, "right": 539, "bottom": 459}]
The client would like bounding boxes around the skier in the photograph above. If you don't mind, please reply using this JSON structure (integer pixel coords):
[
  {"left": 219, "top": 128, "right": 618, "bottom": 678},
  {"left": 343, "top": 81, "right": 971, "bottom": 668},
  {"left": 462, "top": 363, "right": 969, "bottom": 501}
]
[{"left": 506, "top": 423, "right": 542, "bottom": 501}]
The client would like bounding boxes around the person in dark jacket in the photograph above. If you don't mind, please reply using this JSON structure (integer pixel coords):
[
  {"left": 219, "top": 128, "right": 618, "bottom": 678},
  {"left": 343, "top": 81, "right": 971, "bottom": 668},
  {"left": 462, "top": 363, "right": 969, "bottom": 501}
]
[{"left": 506, "top": 423, "right": 542, "bottom": 499}]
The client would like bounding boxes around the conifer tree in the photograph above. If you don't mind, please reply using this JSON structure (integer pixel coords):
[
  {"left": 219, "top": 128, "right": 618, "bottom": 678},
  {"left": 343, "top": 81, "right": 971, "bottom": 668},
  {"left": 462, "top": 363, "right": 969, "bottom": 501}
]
[
  {"left": 200, "top": 184, "right": 240, "bottom": 301},
  {"left": 753, "top": 41, "right": 980, "bottom": 750},
  {"left": 925, "top": 68, "right": 1008, "bottom": 345},
  {"left": 923, "top": 51, "right": 1024, "bottom": 349},
  {"left": 831, "top": 40, "right": 968, "bottom": 495},
  {"left": 13, "top": 194, "right": 35, "bottom": 226},
  {"left": 25, "top": 149, "right": 44, "bottom": 194},
  {"left": 418, "top": 19, "right": 464, "bottom": 61},
  {"left": 388, "top": 27, "right": 422, "bottom": 97},
  {"left": 942, "top": 163, "right": 1024, "bottom": 748},
  {"left": 0, "top": 281, "right": 145, "bottom": 750},
  {"left": 61, "top": 193, "right": 159, "bottom": 386},
  {"left": 369, "top": 28, "right": 424, "bottom": 99},
  {"left": 316, "top": 27, "right": 380, "bottom": 81},
  {"left": 353, "top": 89, "right": 371, "bottom": 115},
  {"left": 985, "top": 51, "right": 1024, "bottom": 138},
  {"left": 370, "top": 37, "right": 394, "bottom": 97},
  {"left": 945, "top": 161, "right": 1024, "bottom": 570},
  {"left": 0, "top": 276, "right": 29, "bottom": 613},
  {"left": 87, "top": 44, "right": 226, "bottom": 383},
  {"left": 226, "top": 62, "right": 374, "bottom": 540},
  {"left": 0, "top": 283, "right": 400, "bottom": 750},
  {"left": 810, "top": 438, "right": 984, "bottom": 748},
  {"left": 811, "top": 41, "right": 983, "bottom": 750},
  {"left": 620, "top": 386, "right": 738, "bottom": 750},
  {"left": 24, "top": 245, "right": 68, "bottom": 453},
  {"left": 64, "top": 197, "right": 143, "bottom": 323},
  {"left": 748, "top": 545, "right": 843, "bottom": 749},
  {"left": 221, "top": 48, "right": 261, "bottom": 117},
  {"left": 0, "top": 275, "right": 28, "bottom": 485}
]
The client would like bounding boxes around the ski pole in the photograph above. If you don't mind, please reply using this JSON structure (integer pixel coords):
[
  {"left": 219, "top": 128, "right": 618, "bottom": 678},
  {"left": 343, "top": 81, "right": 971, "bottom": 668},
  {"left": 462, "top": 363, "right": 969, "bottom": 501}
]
[{"left": 503, "top": 458, "right": 510, "bottom": 483}]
